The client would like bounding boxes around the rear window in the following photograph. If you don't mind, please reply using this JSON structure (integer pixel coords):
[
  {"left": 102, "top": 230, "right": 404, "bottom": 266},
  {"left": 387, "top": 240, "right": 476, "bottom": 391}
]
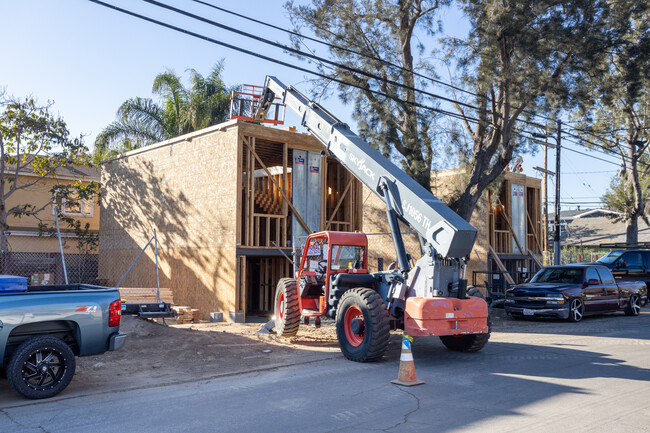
[{"left": 530, "top": 267, "right": 584, "bottom": 284}]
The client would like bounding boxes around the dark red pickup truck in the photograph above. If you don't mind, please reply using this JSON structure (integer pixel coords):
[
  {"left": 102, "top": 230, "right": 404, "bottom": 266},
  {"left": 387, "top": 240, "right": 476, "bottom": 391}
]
[{"left": 505, "top": 264, "right": 647, "bottom": 322}]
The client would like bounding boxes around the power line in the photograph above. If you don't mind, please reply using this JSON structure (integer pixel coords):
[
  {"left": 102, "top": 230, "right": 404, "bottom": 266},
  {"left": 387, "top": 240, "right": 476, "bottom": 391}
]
[
  {"left": 140, "top": 0, "right": 486, "bottom": 115},
  {"left": 89, "top": 0, "right": 648, "bottom": 177},
  {"left": 87, "top": 0, "right": 482, "bottom": 126}
]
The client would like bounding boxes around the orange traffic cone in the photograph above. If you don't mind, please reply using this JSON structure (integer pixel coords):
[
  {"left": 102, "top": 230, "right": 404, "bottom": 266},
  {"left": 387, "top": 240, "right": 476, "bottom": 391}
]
[{"left": 391, "top": 334, "right": 424, "bottom": 387}]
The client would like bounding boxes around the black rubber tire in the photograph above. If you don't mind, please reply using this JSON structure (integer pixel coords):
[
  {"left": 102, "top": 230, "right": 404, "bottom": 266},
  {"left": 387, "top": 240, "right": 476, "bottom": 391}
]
[
  {"left": 568, "top": 298, "right": 584, "bottom": 322},
  {"left": 335, "top": 288, "right": 390, "bottom": 362},
  {"left": 7, "top": 337, "right": 76, "bottom": 399},
  {"left": 274, "top": 278, "right": 300, "bottom": 336},
  {"left": 625, "top": 294, "right": 641, "bottom": 316},
  {"left": 439, "top": 315, "right": 491, "bottom": 353}
]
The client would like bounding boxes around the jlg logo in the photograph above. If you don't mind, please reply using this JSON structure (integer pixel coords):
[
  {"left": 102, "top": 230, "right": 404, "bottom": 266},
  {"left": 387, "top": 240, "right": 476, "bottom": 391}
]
[{"left": 348, "top": 153, "right": 375, "bottom": 180}]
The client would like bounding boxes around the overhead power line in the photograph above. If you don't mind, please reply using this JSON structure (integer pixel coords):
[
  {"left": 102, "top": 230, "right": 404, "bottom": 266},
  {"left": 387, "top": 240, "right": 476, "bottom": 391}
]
[
  {"left": 89, "top": 0, "right": 645, "bottom": 174},
  {"left": 87, "top": 0, "right": 488, "bottom": 126}
]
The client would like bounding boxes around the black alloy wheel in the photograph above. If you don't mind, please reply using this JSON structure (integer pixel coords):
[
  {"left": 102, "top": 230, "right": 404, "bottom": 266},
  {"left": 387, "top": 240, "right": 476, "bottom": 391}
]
[{"left": 7, "top": 337, "right": 76, "bottom": 399}]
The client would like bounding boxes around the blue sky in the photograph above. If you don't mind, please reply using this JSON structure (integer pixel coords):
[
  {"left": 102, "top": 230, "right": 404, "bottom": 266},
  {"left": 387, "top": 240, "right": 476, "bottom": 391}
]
[{"left": 0, "top": 0, "right": 620, "bottom": 211}]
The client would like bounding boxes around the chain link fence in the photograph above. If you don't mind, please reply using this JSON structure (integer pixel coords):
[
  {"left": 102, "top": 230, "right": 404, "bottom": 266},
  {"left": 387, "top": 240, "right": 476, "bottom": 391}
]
[
  {"left": 1, "top": 232, "right": 161, "bottom": 289},
  {"left": 0, "top": 251, "right": 99, "bottom": 285}
]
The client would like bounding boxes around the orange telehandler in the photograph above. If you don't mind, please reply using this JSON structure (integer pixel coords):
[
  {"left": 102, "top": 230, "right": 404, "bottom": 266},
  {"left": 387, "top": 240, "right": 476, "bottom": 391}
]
[{"left": 254, "top": 76, "right": 489, "bottom": 362}]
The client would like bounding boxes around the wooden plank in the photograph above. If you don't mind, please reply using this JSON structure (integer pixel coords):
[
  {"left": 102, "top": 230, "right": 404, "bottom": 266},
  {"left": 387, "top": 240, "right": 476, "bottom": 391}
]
[
  {"left": 488, "top": 245, "right": 516, "bottom": 285},
  {"left": 236, "top": 135, "right": 243, "bottom": 245},
  {"left": 241, "top": 134, "right": 312, "bottom": 234},
  {"left": 497, "top": 199, "right": 524, "bottom": 255},
  {"left": 325, "top": 177, "right": 354, "bottom": 230},
  {"left": 282, "top": 142, "right": 288, "bottom": 247},
  {"left": 526, "top": 210, "right": 543, "bottom": 253},
  {"left": 237, "top": 121, "right": 325, "bottom": 152},
  {"left": 528, "top": 249, "right": 543, "bottom": 269}
]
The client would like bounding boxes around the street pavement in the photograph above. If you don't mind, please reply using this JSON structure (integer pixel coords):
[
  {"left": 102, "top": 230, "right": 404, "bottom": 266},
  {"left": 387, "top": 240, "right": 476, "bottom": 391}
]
[{"left": 1, "top": 309, "right": 649, "bottom": 432}]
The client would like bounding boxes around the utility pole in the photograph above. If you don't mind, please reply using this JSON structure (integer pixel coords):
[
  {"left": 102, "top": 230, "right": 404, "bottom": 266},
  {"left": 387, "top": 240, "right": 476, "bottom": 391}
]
[
  {"left": 543, "top": 136, "right": 549, "bottom": 264},
  {"left": 554, "top": 120, "right": 562, "bottom": 265}
]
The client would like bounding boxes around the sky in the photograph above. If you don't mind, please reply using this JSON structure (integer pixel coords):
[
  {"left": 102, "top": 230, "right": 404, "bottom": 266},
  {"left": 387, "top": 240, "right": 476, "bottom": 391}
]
[{"left": 0, "top": 0, "right": 622, "bottom": 212}]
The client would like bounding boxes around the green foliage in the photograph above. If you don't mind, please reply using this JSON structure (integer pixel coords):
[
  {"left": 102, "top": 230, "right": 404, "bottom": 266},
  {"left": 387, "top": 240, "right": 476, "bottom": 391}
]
[
  {"left": 286, "top": 0, "right": 445, "bottom": 190},
  {"left": 572, "top": 2, "right": 649, "bottom": 241},
  {"left": 602, "top": 173, "right": 650, "bottom": 226},
  {"left": 95, "top": 62, "right": 234, "bottom": 161},
  {"left": 0, "top": 97, "right": 100, "bottom": 253}
]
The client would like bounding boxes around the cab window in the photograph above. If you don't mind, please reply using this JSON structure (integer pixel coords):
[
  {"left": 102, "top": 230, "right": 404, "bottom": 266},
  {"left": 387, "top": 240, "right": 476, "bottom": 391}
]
[
  {"left": 596, "top": 268, "right": 615, "bottom": 284},
  {"left": 330, "top": 245, "right": 365, "bottom": 270},
  {"left": 620, "top": 252, "right": 643, "bottom": 268},
  {"left": 301, "top": 238, "right": 329, "bottom": 272},
  {"left": 584, "top": 268, "right": 601, "bottom": 284}
]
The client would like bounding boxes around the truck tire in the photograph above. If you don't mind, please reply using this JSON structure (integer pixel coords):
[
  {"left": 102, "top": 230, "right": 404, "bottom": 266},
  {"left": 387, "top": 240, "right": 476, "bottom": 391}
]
[
  {"left": 274, "top": 278, "right": 300, "bottom": 336},
  {"left": 7, "top": 337, "right": 76, "bottom": 399},
  {"left": 625, "top": 294, "right": 641, "bottom": 316},
  {"left": 439, "top": 315, "right": 491, "bottom": 353},
  {"left": 335, "top": 288, "right": 390, "bottom": 362}
]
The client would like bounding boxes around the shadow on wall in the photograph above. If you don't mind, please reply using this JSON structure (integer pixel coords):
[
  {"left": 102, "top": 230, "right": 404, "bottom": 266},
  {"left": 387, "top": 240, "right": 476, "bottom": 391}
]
[{"left": 100, "top": 159, "right": 233, "bottom": 316}]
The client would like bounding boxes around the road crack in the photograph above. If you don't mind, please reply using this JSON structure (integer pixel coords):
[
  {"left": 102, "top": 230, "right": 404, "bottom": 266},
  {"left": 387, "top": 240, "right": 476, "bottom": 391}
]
[
  {"left": 382, "top": 387, "right": 421, "bottom": 431},
  {"left": 1, "top": 408, "right": 50, "bottom": 432}
]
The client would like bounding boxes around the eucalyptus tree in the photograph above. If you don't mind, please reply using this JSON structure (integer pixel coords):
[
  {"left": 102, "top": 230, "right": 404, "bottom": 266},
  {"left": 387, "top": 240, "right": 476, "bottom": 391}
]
[
  {"left": 288, "top": 0, "right": 615, "bottom": 222},
  {"left": 578, "top": 3, "right": 649, "bottom": 242},
  {"left": 286, "top": 0, "right": 446, "bottom": 190}
]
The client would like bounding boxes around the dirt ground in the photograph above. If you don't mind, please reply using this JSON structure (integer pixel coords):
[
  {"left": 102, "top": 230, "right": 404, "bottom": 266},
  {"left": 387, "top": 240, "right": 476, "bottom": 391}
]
[
  {"left": 75, "top": 315, "right": 354, "bottom": 389},
  {"left": 75, "top": 310, "right": 512, "bottom": 390}
]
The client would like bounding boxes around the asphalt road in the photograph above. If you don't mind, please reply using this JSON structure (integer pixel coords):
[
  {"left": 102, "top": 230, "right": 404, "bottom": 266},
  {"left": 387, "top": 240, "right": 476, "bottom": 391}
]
[{"left": 1, "top": 309, "right": 649, "bottom": 433}]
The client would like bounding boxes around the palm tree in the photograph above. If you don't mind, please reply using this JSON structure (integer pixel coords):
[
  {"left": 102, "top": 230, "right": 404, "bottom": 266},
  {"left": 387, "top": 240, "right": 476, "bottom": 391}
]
[{"left": 95, "top": 63, "right": 233, "bottom": 159}]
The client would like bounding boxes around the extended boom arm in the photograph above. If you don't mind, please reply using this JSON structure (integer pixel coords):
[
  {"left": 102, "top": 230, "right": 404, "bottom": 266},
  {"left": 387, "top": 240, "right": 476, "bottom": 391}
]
[{"left": 255, "top": 76, "right": 477, "bottom": 259}]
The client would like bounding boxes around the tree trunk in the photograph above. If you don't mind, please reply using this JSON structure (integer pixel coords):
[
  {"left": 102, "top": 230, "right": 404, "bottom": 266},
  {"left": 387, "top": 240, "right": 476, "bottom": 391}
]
[{"left": 626, "top": 215, "right": 638, "bottom": 244}]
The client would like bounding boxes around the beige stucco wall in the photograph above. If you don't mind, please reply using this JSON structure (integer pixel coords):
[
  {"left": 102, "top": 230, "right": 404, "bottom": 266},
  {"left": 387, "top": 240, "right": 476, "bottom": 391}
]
[{"left": 4, "top": 173, "right": 100, "bottom": 254}]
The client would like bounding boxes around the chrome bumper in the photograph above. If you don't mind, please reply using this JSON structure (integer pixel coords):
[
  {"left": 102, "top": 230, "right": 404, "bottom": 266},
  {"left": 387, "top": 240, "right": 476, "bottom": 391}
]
[
  {"left": 108, "top": 332, "right": 127, "bottom": 351},
  {"left": 505, "top": 306, "right": 570, "bottom": 319}
]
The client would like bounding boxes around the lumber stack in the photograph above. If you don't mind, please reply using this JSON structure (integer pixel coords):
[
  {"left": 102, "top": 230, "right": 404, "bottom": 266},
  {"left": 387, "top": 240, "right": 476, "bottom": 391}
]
[{"left": 172, "top": 306, "right": 201, "bottom": 324}]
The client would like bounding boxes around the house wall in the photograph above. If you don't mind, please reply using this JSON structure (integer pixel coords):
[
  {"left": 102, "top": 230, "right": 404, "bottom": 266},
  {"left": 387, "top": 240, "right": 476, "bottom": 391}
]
[
  {"left": 4, "top": 174, "right": 100, "bottom": 254},
  {"left": 100, "top": 124, "right": 240, "bottom": 318}
]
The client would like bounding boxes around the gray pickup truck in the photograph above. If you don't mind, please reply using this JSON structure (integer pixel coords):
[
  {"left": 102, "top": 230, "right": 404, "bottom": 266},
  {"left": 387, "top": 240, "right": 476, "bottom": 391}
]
[{"left": 0, "top": 281, "right": 125, "bottom": 399}]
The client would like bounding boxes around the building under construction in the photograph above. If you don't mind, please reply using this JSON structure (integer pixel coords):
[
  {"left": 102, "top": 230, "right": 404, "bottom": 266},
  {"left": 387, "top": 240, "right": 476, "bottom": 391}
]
[{"left": 99, "top": 119, "right": 363, "bottom": 321}]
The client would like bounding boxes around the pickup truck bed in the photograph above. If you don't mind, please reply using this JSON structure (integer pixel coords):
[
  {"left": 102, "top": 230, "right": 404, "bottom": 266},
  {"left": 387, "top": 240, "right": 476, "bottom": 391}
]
[{"left": 0, "top": 284, "right": 125, "bottom": 399}]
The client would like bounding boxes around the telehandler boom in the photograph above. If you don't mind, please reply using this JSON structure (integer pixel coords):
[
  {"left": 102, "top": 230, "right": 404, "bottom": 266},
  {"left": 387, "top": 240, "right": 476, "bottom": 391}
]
[{"left": 255, "top": 76, "right": 489, "bottom": 361}]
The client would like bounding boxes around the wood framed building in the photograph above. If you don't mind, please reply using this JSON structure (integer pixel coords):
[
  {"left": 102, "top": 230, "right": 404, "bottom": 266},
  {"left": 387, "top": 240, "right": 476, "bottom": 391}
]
[
  {"left": 363, "top": 169, "right": 544, "bottom": 295},
  {"left": 99, "top": 120, "right": 362, "bottom": 321}
]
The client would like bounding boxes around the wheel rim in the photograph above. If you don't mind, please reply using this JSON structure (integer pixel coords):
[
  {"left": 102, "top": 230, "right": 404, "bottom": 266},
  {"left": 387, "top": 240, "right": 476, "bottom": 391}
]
[
  {"left": 344, "top": 306, "right": 365, "bottom": 347},
  {"left": 632, "top": 296, "right": 640, "bottom": 315},
  {"left": 277, "top": 292, "right": 285, "bottom": 321},
  {"left": 22, "top": 348, "right": 65, "bottom": 391},
  {"left": 571, "top": 299, "right": 583, "bottom": 321}
]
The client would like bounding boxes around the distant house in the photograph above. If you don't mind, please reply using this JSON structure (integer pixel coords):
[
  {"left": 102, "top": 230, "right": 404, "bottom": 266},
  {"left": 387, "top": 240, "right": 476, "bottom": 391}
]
[
  {"left": 558, "top": 208, "right": 650, "bottom": 246},
  {"left": 2, "top": 163, "right": 100, "bottom": 283}
]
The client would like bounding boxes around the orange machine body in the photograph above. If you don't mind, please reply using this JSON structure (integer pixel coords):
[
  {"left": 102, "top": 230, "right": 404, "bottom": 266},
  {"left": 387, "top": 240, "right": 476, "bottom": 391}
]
[{"left": 404, "top": 296, "right": 489, "bottom": 337}]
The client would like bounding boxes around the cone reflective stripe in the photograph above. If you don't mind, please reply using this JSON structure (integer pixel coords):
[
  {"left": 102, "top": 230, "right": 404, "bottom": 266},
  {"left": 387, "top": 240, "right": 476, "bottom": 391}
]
[{"left": 391, "top": 334, "right": 424, "bottom": 387}]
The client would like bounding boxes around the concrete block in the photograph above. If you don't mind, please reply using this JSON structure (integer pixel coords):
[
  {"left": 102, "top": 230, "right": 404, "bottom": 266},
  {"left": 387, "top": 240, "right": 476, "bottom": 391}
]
[
  {"left": 229, "top": 312, "right": 245, "bottom": 323},
  {"left": 210, "top": 312, "right": 223, "bottom": 323}
]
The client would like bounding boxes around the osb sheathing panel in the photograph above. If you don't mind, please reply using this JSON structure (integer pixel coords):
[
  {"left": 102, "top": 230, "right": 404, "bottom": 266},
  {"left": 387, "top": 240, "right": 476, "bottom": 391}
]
[{"left": 100, "top": 127, "right": 239, "bottom": 319}]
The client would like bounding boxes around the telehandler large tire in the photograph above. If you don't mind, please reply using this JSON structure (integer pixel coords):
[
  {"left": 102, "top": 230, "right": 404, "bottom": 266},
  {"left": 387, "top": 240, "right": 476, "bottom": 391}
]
[
  {"left": 336, "top": 288, "right": 390, "bottom": 362},
  {"left": 274, "top": 278, "right": 300, "bottom": 336}
]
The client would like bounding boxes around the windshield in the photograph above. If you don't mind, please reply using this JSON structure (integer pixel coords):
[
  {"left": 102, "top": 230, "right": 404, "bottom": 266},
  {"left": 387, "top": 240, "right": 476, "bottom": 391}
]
[
  {"left": 596, "top": 251, "right": 624, "bottom": 264},
  {"left": 530, "top": 267, "right": 584, "bottom": 284}
]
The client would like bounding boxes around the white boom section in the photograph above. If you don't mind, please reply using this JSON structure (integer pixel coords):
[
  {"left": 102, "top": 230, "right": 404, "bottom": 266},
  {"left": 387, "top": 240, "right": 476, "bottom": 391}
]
[{"left": 257, "top": 76, "right": 477, "bottom": 258}]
